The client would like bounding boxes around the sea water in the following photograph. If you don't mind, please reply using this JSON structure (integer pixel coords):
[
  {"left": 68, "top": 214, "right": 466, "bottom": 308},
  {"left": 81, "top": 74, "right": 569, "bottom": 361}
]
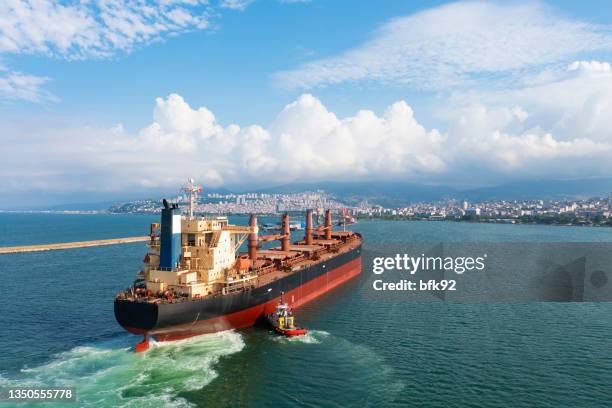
[{"left": 1, "top": 213, "right": 611, "bottom": 407}]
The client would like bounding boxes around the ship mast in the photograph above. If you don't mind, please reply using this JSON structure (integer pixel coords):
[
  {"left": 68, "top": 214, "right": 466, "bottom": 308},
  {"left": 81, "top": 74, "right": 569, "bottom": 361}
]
[
  {"left": 183, "top": 178, "right": 202, "bottom": 219},
  {"left": 316, "top": 194, "right": 324, "bottom": 226}
]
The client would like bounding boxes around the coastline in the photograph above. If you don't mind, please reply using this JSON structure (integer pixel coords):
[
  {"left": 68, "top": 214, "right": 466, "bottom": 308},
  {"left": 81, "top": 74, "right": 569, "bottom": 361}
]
[
  {"left": 3, "top": 210, "right": 610, "bottom": 228},
  {"left": 355, "top": 215, "right": 612, "bottom": 228}
]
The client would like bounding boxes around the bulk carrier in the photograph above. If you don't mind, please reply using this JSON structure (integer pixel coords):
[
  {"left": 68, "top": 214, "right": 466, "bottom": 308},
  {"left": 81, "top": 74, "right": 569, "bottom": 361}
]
[{"left": 114, "top": 181, "right": 362, "bottom": 350}]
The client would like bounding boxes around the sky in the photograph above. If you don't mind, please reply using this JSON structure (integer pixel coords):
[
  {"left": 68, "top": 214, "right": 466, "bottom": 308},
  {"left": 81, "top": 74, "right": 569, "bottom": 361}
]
[{"left": 2, "top": 0, "right": 612, "bottom": 207}]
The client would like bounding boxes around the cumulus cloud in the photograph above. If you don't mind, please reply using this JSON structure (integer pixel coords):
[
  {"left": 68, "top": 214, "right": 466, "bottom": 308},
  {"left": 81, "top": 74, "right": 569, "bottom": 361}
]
[
  {"left": 253, "top": 94, "right": 445, "bottom": 180},
  {"left": 0, "top": 93, "right": 445, "bottom": 192},
  {"left": 274, "top": 2, "right": 612, "bottom": 90},
  {"left": 443, "top": 104, "right": 611, "bottom": 183},
  {"left": 4, "top": 61, "right": 612, "bottom": 194},
  {"left": 448, "top": 60, "right": 612, "bottom": 145}
]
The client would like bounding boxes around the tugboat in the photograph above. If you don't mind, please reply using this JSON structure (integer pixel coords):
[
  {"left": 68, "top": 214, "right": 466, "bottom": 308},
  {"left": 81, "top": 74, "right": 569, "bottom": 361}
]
[{"left": 267, "top": 294, "right": 307, "bottom": 337}]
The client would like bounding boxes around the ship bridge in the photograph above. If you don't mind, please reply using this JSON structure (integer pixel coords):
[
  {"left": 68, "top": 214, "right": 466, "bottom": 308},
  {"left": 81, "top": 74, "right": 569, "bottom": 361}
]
[{"left": 143, "top": 202, "right": 256, "bottom": 299}]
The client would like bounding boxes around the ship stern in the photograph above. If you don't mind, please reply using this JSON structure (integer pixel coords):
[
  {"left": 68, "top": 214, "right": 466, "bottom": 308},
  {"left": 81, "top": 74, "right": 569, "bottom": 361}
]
[{"left": 114, "top": 300, "right": 159, "bottom": 335}]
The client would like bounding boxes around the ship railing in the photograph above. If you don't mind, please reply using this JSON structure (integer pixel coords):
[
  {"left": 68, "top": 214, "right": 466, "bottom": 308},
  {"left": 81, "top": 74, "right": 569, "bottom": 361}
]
[
  {"left": 224, "top": 225, "right": 251, "bottom": 233},
  {"left": 124, "top": 290, "right": 215, "bottom": 304},
  {"left": 153, "top": 266, "right": 189, "bottom": 272},
  {"left": 256, "top": 264, "right": 276, "bottom": 276},
  {"left": 221, "top": 280, "right": 255, "bottom": 295},
  {"left": 284, "top": 253, "right": 307, "bottom": 268}
]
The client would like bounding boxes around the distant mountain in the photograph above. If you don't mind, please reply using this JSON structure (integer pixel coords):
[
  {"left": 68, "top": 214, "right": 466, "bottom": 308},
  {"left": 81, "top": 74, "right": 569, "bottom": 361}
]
[
  {"left": 250, "top": 178, "right": 612, "bottom": 207},
  {"left": 461, "top": 178, "right": 612, "bottom": 201},
  {"left": 251, "top": 180, "right": 459, "bottom": 207}
]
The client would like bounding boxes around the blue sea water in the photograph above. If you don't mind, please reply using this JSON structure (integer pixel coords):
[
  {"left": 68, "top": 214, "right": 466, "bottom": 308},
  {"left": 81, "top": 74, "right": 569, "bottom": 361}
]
[{"left": 0, "top": 213, "right": 611, "bottom": 407}]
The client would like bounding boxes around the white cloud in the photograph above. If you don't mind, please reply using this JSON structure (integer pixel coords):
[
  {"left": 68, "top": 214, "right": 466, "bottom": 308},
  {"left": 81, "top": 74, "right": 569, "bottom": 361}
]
[
  {"left": 0, "top": 0, "right": 220, "bottom": 102},
  {"left": 0, "top": 70, "right": 57, "bottom": 102},
  {"left": 443, "top": 104, "right": 611, "bottom": 182},
  {"left": 567, "top": 60, "right": 611, "bottom": 73},
  {"left": 0, "top": 93, "right": 445, "bottom": 192},
  {"left": 447, "top": 60, "right": 612, "bottom": 144},
  {"left": 4, "top": 60, "right": 612, "bottom": 194},
  {"left": 219, "top": 0, "right": 254, "bottom": 11},
  {"left": 0, "top": 0, "right": 211, "bottom": 59},
  {"left": 274, "top": 2, "right": 612, "bottom": 90}
]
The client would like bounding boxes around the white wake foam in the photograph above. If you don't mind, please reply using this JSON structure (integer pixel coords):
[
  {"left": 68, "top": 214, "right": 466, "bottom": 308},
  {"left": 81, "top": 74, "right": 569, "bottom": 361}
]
[{"left": 4, "top": 331, "right": 245, "bottom": 407}]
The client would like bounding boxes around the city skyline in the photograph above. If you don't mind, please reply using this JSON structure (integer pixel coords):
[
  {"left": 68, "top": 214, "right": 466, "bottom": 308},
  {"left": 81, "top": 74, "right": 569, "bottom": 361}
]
[{"left": 108, "top": 189, "right": 612, "bottom": 224}]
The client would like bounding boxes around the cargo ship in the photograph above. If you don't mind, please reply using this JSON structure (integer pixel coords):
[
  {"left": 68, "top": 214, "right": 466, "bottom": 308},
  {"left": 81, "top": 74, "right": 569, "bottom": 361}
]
[{"left": 114, "top": 181, "right": 362, "bottom": 350}]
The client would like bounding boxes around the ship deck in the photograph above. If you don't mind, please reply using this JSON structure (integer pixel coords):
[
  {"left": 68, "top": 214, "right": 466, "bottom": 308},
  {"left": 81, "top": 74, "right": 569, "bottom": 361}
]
[
  {"left": 116, "top": 229, "right": 361, "bottom": 305},
  {"left": 253, "top": 234, "right": 362, "bottom": 288}
]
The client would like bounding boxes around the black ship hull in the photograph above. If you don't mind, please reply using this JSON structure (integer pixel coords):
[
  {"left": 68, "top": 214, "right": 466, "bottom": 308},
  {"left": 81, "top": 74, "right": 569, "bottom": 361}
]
[{"left": 115, "top": 244, "right": 362, "bottom": 340}]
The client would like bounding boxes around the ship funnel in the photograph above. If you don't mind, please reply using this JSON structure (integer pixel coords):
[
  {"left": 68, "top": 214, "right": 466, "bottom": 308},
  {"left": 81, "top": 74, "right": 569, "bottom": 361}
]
[
  {"left": 305, "top": 209, "right": 313, "bottom": 245},
  {"left": 282, "top": 213, "right": 290, "bottom": 251},
  {"left": 160, "top": 204, "right": 181, "bottom": 269},
  {"left": 325, "top": 209, "right": 332, "bottom": 240},
  {"left": 249, "top": 214, "right": 258, "bottom": 268}
]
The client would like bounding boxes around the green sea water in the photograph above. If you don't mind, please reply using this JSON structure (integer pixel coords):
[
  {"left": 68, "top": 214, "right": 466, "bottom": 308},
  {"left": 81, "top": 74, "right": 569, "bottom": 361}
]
[{"left": 0, "top": 213, "right": 611, "bottom": 407}]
